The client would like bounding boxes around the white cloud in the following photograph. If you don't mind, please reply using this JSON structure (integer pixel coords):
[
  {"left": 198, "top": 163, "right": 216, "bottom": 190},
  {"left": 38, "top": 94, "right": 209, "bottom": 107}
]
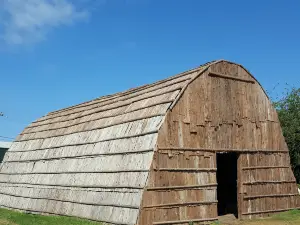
[{"left": 0, "top": 0, "right": 89, "bottom": 45}]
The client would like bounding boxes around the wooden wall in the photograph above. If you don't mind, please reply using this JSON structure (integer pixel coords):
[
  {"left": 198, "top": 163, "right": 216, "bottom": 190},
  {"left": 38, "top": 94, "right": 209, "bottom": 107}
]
[{"left": 137, "top": 61, "right": 300, "bottom": 224}]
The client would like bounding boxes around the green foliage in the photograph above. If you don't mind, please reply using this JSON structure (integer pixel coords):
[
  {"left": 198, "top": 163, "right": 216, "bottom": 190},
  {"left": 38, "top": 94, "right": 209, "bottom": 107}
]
[
  {"left": 274, "top": 87, "right": 300, "bottom": 182},
  {"left": 0, "top": 208, "right": 102, "bottom": 225}
]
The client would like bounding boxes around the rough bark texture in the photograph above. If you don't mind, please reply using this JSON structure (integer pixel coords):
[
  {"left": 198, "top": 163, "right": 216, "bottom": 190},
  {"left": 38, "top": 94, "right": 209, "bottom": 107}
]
[{"left": 137, "top": 61, "right": 300, "bottom": 224}]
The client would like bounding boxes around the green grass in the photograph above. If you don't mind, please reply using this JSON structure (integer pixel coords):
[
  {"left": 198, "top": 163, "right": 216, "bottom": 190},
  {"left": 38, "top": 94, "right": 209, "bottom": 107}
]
[
  {"left": 211, "top": 209, "right": 300, "bottom": 225},
  {"left": 269, "top": 209, "right": 300, "bottom": 221},
  {"left": 0, "top": 208, "right": 103, "bottom": 225},
  {"left": 2, "top": 208, "right": 300, "bottom": 225}
]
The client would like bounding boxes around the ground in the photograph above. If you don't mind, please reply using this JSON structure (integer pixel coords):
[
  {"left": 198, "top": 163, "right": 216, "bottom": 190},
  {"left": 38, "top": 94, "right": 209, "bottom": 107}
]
[
  {"left": 1, "top": 208, "right": 300, "bottom": 225},
  {"left": 214, "top": 210, "right": 300, "bottom": 225},
  {"left": 0, "top": 208, "right": 102, "bottom": 225}
]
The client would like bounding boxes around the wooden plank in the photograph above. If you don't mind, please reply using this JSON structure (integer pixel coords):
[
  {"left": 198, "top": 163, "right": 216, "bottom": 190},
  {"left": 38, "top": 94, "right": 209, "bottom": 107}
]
[
  {"left": 0, "top": 182, "right": 144, "bottom": 189},
  {"left": 0, "top": 191, "right": 140, "bottom": 209},
  {"left": 11, "top": 130, "right": 158, "bottom": 152},
  {"left": 153, "top": 217, "right": 218, "bottom": 225},
  {"left": 244, "top": 193, "right": 299, "bottom": 199},
  {"left": 22, "top": 100, "right": 174, "bottom": 135},
  {"left": 143, "top": 201, "right": 218, "bottom": 209},
  {"left": 0, "top": 170, "right": 149, "bottom": 175},
  {"left": 154, "top": 168, "right": 217, "bottom": 172},
  {"left": 208, "top": 72, "right": 255, "bottom": 83},
  {"left": 158, "top": 147, "right": 288, "bottom": 153},
  {"left": 18, "top": 114, "right": 164, "bottom": 142},
  {"left": 242, "top": 166, "right": 290, "bottom": 170},
  {"left": 146, "top": 183, "right": 217, "bottom": 191},
  {"left": 243, "top": 180, "right": 296, "bottom": 185},
  {"left": 4, "top": 148, "right": 154, "bottom": 162}
]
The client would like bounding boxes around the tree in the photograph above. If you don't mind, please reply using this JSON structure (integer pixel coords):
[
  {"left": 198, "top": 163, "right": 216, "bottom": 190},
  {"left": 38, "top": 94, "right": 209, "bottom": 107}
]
[{"left": 274, "top": 87, "right": 300, "bottom": 182}]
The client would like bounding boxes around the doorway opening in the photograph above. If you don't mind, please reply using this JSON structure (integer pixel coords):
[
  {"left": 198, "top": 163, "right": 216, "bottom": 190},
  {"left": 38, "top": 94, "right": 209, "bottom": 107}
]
[{"left": 216, "top": 152, "right": 238, "bottom": 217}]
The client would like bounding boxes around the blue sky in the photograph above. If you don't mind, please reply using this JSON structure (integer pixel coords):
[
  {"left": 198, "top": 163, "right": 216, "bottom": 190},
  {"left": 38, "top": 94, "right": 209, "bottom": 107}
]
[{"left": 0, "top": 0, "right": 300, "bottom": 140}]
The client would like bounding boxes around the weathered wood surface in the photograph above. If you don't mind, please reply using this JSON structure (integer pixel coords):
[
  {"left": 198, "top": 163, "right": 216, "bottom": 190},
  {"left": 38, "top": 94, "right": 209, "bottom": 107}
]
[
  {"left": 0, "top": 62, "right": 210, "bottom": 225},
  {"left": 1, "top": 60, "right": 299, "bottom": 224},
  {"left": 137, "top": 61, "right": 300, "bottom": 224}
]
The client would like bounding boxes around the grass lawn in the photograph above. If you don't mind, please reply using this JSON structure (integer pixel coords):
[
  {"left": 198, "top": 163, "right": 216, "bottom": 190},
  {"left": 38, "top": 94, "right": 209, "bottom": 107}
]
[
  {"left": 0, "top": 208, "right": 103, "bottom": 225},
  {"left": 213, "top": 209, "right": 300, "bottom": 225},
  {"left": 1, "top": 208, "right": 300, "bottom": 225}
]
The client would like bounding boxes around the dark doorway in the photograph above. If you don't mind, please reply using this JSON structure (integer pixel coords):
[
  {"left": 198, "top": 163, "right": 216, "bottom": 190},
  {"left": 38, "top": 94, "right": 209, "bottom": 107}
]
[{"left": 216, "top": 152, "right": 238, "bottom": 217}]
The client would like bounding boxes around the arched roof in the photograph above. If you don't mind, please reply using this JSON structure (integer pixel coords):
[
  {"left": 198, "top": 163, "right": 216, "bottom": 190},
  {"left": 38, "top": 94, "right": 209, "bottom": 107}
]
[{"left": 0, "top": 60, "right": 255, "bottom": 224}]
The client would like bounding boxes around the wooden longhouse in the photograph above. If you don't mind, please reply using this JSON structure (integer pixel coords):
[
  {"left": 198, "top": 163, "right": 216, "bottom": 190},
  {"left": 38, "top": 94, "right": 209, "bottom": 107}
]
[{"left": 0, "top": 60, "right": 299, "bottom": 224}]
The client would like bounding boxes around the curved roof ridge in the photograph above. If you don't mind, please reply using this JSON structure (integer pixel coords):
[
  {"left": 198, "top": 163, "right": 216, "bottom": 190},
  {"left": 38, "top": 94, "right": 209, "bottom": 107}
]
[{"left": 46, "top": 60, "right": 217, "bottom": 117}]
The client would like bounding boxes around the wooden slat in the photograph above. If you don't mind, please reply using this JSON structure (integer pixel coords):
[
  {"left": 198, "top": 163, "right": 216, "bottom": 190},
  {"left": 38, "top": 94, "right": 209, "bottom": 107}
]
[
  {"left": 153, "top": 217, "right": 218, "bottom": 225},
  {"left": 0, "top": 182, "right": 144, "bottom": 189},
  {"left": 243, "top": 180, "right": 296, "bottom": 185},
  {"left": 0, "top": 170, "right": 149, "bottom": 175},
  {"left": 154, "top": 168, "right": 217, "bottom": 172},
  {"left": 146, "top": 183, "right": 217, "bottom": 191},
  {"left": 11, "top": 130, "right": 158, "bottom": 152},
  {"left": 143, "top": 201, "right": 218, "bottom": 209},
  {"left": 158, "top": 147, "right": 288, "bottom": 153},
  {"left": 208, "top": 71, "right": 255, "bottom": 83},
  {"left": 30, "top": 82, "right": 185, "bottom": 127},
  {"left": 242, "top": 207, "right": 300, "bottom": 215},
  {"left": 242, "top": 166, "right": 290, "bottom": 170},
  {"left": 0, "top": 191, "right": 139, "bottom": 209},
  {"left": 45, "top": 66, "right": 207, "bottom": 118},
  {"left": 244, "top": 193, "right": 299, "bottom": 199},
  {"left": 18, "top": 114, "right": 164, "bottom": 142},
  {"left": 22, "top": 100, "right": 174, "bottom": 135},
  {"left": 4, "top": 148, "right": 154, "bottom": 163}
]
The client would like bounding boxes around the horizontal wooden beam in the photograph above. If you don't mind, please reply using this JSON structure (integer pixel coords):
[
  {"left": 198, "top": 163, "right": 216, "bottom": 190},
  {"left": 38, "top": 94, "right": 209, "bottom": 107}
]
[
  {"left": 243, "top": 180, "right": 296, "bottom": 185},
  {"left": 158, "top": 147, "right": 288, "bottom": 153},
  {"left": 146, "top": 183, "right": 218, "bottom": 191},
  {"left": 0, "top": 181, "right": 144, "bottom": 189},
  {"left": 5, "top": 149, "right": 154, "bottom": 163},
  {"left": 0, "top": 169, "right": 149, "bottom": 175},
  {"left": 153, "top": 217, "right": 218, "bottom": 225},
  {"left": 154, "top": 168, "right": 217, "bottom": 172},
  {"left": 242, "top": 207, "right": 300, "bottom": 215},
  {"left": 208, "top": 72, "right": 255, "bottom": 83},
  {"left": 242, "top": 166, "right": 290, "bottom": 170},
  {"left": 244, "top": 193, "right": 299, "bottom": 199},
  {"left": 143, "top": 201, "right": 218, "bottom": 209}
]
